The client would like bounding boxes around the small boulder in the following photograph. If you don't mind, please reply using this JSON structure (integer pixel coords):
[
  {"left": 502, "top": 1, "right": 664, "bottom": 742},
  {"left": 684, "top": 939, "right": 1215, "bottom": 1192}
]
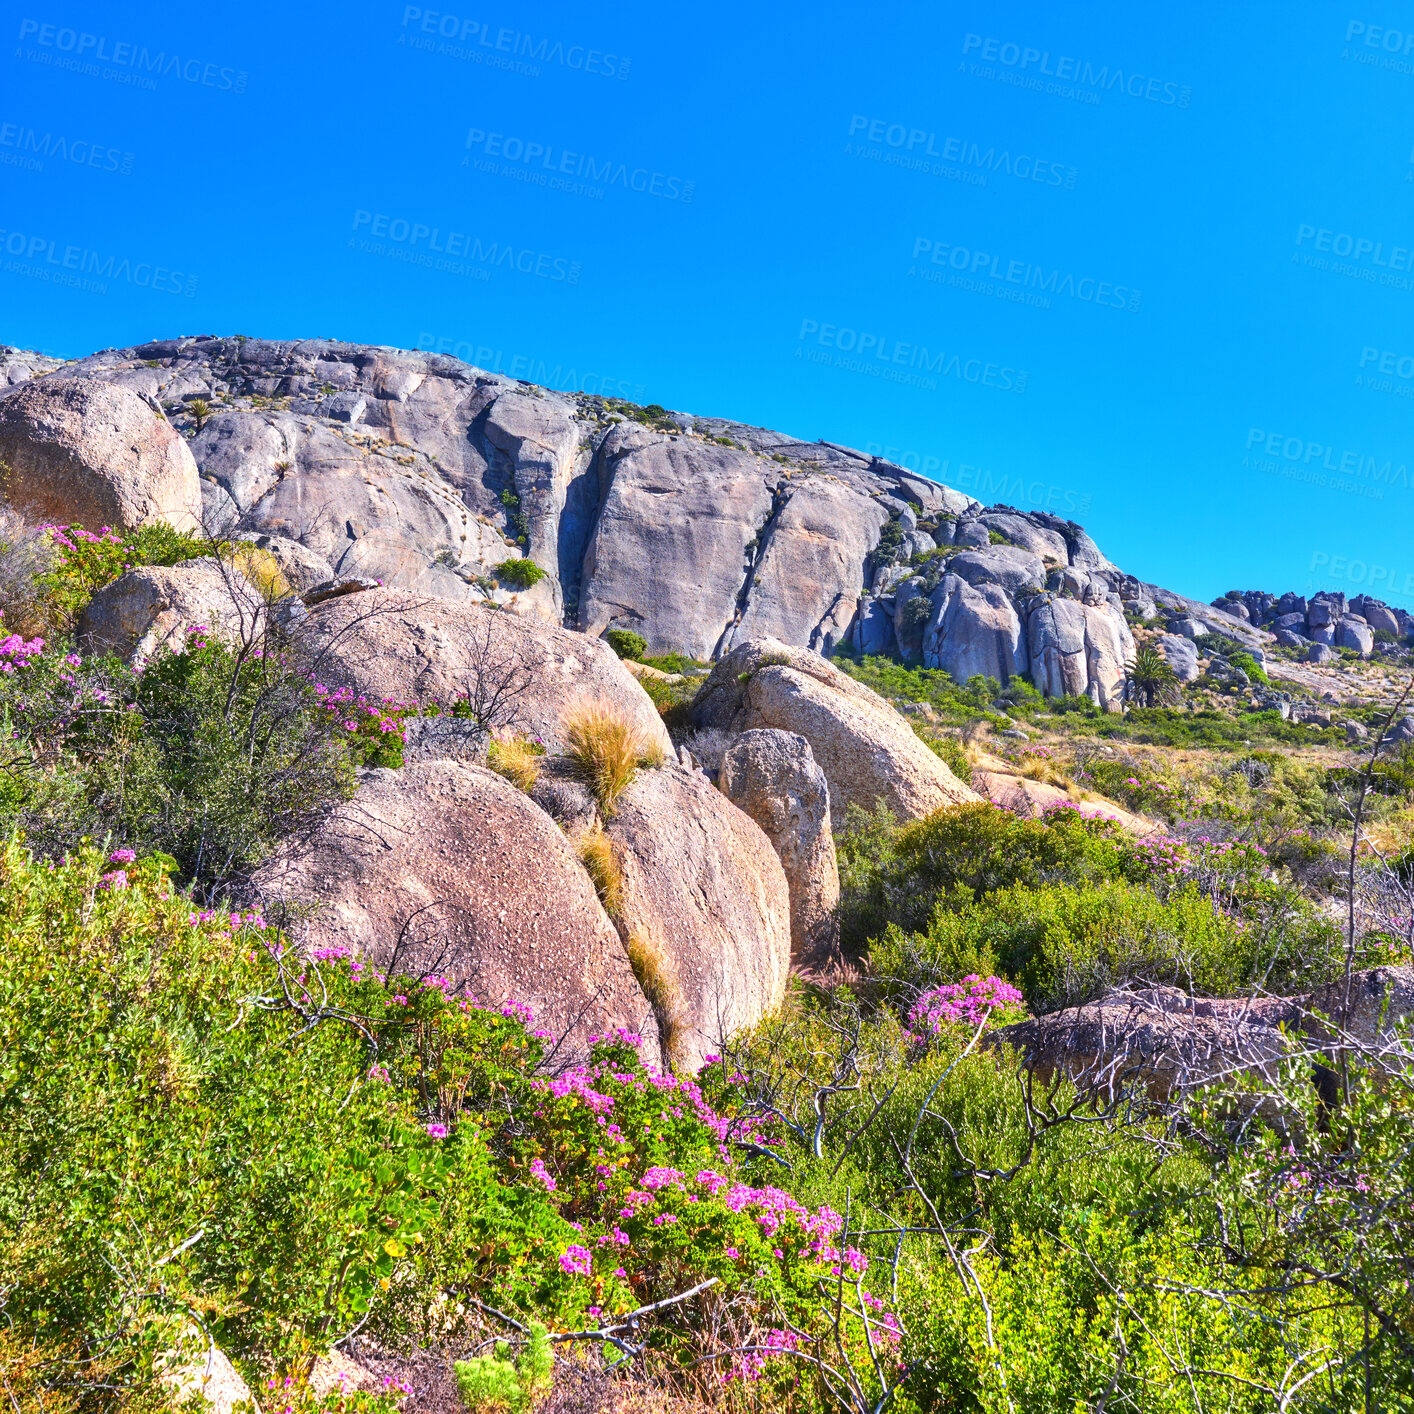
[
  {"left": 607, "top": 762, "right": 792, "bottom": 1071},
  {"left": 718, "top": 729, "right": 840, "bottom": 969},
  {"left": 0, "top": 375, "right": 201, "bottom": 531},
  {"left": 253, "top": 760, "right": 659, "bottom": 1065},
  {"left": 1156, "top": 633, "right": 1200, "bottom": 682},
  {"left": 690, "top": 638, "right": 980, "bottom": 820},
  {"left": 77, "top": 558, "right": 264, "bottom": 664},
  {"left": 1306, "top": 643, "right": 1333, "bottom": 665}
]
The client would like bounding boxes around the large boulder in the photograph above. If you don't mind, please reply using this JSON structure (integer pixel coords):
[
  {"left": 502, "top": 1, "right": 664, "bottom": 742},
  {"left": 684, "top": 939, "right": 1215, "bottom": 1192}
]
[
  {"left": 989, "top": 986, "right": 1301, "bottom": 1108},
  {"left": 922, "top": 574, "right": 1029, "bottom": 685},
  {"left": 1156, "top": 633, "right": 1200, "bottom": 682},
  {"left": 299, "top": 588, "right": 672, "bottom": 758},
  {"left": 1305, "top": 966, "right": 1414, "bottom": 1076},
  {"left": 77, "top": 558, "right": 264, "bottom": 664},
  {"left": 253, "top": 760, "right": 659, "bottom": 1066},
  {"left": 606, "top": 762, "right": 792, "bottom": 1071},
  {"left": 1026, "top": 596, "right": 1132, "bottom": 708},
  {"left": 945, "top": 546, "right": 1046, "bottom": 596},
  {"left": 1335, "top": 618, "right": 1374, "bottom": 657},
  {"left": 690, "top": 638, "right": 980, "bottom": 820},
  {"left": 0, "top": 376, "right": 201, "bottom": 531},
  {"left": 718, "top": 729, "right": 840, "bottom": 969}
]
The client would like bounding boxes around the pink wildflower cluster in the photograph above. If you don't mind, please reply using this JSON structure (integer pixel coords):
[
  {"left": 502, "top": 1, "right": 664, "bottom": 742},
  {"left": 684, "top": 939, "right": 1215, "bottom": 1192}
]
[
  {"left": 559, "top": 1243, "right": 592, "bottom": 1276},
  {"left": 0, "top": 631, "right": 45, "bottom": 673},
  {"left": 97, "top": 870, "right": 128, "bottom": 890},
  {"left": 908, "top": 976, "right": 1025, "bottom": 1035},
  {"left": 312, "top": 682, "right": 407, "bottom": 741},
  {"left": 529, "top": 1158, "right": 557, "bottom": 1191}
]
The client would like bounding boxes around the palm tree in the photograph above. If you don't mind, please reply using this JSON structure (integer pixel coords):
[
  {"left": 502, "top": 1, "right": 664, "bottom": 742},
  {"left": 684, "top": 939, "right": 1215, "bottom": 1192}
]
[{"left": 1123, "top": 642, "right": 1180, "bottom": 709}]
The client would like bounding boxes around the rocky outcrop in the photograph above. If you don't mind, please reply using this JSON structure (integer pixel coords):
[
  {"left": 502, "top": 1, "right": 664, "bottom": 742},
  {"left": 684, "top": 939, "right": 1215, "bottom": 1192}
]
[
  {"left": 0, "top": 376, "right": 201, "bottom": 531},
  {"left": 606, "top": 762, "right": 792, "bottom": 1072},
  {"left": 922, "top": 574, "right": 1029, "bottom": 685},
  {"left": 991, "top": 966, "right": 1414, "bottom": 1108},
  {"left": 691, "top": 638, "right": 979, "bottom": 819},
  {"left": 718, "top": 729, "right": 840, "bottom": 968},
  {"left": 77, "top": 558, "right": 263, "bottom": 663},
  {"left": 254, "top": 760, "right": 660, "bottom": 1067},
  {"left": 1025, "top": 595, "right": 1132, "bottom": 708},
  {"left": 989, "top": 986, "right": 1299, "bottom": 1108},
  {"left": 970, "top": 768, "right": 1152, "bottom": 834},
  {"left": 299, "top": 588, "right": 672, "bottom": 759}
]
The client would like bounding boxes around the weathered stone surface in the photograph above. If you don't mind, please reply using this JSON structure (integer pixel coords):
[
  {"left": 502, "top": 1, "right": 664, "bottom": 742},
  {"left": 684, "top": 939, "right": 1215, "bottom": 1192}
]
[
  {"left": 922, "top": 574, "right": 1029, "bottom": 685},
  {"left": 1026, "top": 597, "right": 1131, "bottom": 708},
  {"left": 1359, "top": 601, "right": 1401, "bottom": 637},
  {"left": 1306, "top": 966, "right": 1414, "bottom": 1074},
  {"left": 1156, "top": 633, "right": 1200, "bottom": 682},
  {"left": 77, "top": 558, "right": 264, "bottom": 664},
  {"left": 0, "top": 376, "right": 200, "bottom": 531},
  {"left": 989, "top": 986, "right": 1300, "bottom": 1108},
  {"left": 1307, "top": 643, "right": 1333, "bottom": 665},
  {"left": 607, "top": 763, "right": 792, "bottom": 1071},
  {"left": 691, "top": 638, "right": 980, "bottom": 819},
  {"left": 300, "top": 588, "right": 672, "bottom": 758},
  {"left": 159, "top": 1336, "right": 259, "bottom": 1414},
  {"left": 236, "top": 531, "right": 335, "bottom": 591},
  {"left": 978, "top": 512, "right": 1069, "bottom": 566},
  {"left": 254, "top": 761, "right": 659, "bottom": 1066},
  {"left": 946, "top": 546, "right": 1046, "bottom": 595},
  {"left": 718, "top": 729, "right": 839, "bottom": 969},
  {"left": 1335, "top": 617, "right": 1373, "bottom": 656},
  {"left": 971, "top": 767, "right": 1152, "bottom": 834}
]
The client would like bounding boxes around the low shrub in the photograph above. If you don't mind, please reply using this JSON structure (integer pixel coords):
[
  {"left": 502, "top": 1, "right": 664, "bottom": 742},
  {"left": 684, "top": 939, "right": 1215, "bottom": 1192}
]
[
  {"left": 604, "top": 628, "right": 647, "bottom": 661},
  {"left": 494, "top": 557, "right": 546, "bottom": 590}
]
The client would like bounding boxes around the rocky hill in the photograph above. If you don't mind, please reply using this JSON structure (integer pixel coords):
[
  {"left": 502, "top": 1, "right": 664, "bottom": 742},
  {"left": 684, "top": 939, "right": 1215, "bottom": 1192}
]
[{"left": 0, "top": 336, "right": 1276, "bottom": 709}]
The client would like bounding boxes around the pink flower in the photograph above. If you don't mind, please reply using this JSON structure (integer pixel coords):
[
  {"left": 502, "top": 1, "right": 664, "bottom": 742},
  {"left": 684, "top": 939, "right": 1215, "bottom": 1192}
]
[
  {"left": 559, "top": 1244, "right": 592, "bottom": 1276},
  {"left": 425, "top": 1122, "right": 449, "bottom": 1139}
]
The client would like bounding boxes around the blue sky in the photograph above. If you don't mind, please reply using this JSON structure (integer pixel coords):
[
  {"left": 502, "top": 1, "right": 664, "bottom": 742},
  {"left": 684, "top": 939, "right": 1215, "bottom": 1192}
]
[{"left": 3, "top": 0, "right": 1413, "bottom": 607}]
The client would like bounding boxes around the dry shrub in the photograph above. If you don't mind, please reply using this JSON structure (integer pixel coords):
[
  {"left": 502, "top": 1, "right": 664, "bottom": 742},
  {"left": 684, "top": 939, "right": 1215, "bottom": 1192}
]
[
  {"left": 624, "top": 926, "right": 688, "bottom": 1071},
  {"left": 225, "top": 541, "right": 290, "bottom": 600},
  {"left": 575, "top": 823, "right": 622, "bottom": 917},
  {"left": 487, "top": 733, "right": 543, "bottom": 792},
  {"left": 562, "top": 698, "right": 663, "bottom": 816}
]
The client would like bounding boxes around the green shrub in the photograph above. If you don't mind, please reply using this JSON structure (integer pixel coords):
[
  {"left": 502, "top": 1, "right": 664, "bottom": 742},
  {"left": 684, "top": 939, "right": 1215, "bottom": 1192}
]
[
  {"left": 604, "top": 628, "right": 647, "bottom": 660},
  {"left": 454, "top": 1322, "right": 552, "bottom": 1413},
  {"left": 873, "top": 878, "right": 1253, "bottom": 1010},
  {"left": 493, "top": 558, "right": 546, "bottom": 590}
]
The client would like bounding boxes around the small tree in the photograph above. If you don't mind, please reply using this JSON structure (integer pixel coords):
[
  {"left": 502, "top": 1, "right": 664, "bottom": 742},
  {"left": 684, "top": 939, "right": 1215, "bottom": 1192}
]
[{"left": 1123, "top": 642, "right": 1179, "bottom": 709}]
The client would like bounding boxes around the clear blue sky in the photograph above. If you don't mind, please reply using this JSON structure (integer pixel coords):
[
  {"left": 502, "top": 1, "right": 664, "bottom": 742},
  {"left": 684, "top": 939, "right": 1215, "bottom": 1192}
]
[{"left": 3, "top": 0, "right": 1413, "bottom": 607}]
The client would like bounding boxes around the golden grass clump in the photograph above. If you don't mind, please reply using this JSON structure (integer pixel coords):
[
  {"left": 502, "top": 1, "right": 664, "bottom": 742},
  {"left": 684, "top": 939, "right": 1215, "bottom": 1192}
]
[
  {"left": 562, "top": 698, "right": 663, "bottom": 816},
  {"left": 575, "top": 823, "right": 622, "bottom": 918},
  {"left": 224, "top": 541, "right": 291, "bottom": 601},
  {"left": 486, "top": 733, "right": 544, "bottom": 793},
  {"left": 624, "top": 926, "right": 688, "bottom": 1071}
]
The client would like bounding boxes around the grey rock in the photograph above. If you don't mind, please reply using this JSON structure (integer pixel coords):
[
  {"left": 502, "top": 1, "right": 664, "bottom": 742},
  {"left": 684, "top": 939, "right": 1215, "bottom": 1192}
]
[
  {"left": 1026, "top": 596, "right": 1131, "bottom": 709},
  {"left": 719, "top": 729, "right": 839, "bottom": 969},
  {"left": 977, "top": 511, "right": 1068, "bottom": 565},
  {"left": 1336, "top": 618, "right": 1374, "bottom": 656},
  {"left": 923, "top": 573, "right": 1029, "bottom": 685},
  {"left": 946, "top": 546, "right": 1046, "bottom": 595},
  {"left": 1311, "top": 625, "right": 1335, "bottom": 647},
  {"left": 1274, "top": 628, "right": 1308, "bottom": 648},
  {"left": 1156, "top": 634, "right": 1200, "bottom": 682},
  {"left": 236, "top": 532, "right": 335, "bottom": 592}
]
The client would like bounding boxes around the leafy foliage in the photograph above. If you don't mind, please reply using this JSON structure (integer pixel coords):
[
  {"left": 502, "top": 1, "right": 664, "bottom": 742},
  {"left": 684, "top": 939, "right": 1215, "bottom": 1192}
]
[{"left": 604, "top": 629, "right": 647, "bottom": 661}]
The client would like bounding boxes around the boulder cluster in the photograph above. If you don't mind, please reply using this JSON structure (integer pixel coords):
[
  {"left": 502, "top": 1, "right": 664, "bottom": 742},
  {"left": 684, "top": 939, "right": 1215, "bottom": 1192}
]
[{"left": 1213, "top": 588, "right": 1413, "bottom": 664}]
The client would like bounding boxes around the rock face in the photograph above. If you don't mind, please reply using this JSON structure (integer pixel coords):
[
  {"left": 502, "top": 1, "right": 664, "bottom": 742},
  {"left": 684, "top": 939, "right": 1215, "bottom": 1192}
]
[
  {"left": 300, "top": 587, "right": 672, "bottom": 759},
  {"left": 254, "top": 760, "right": 660, "bottom": 1067},
  {"left": 0, "top": 376, "right": 201, "bottom": 531},
  {"left": 691, "top": 639, "right": 980, "bottom": 820},
  {"left": 1156, "top": 633, "right": 1200, "bottom": 682},
  {"left": 606, "top": 763, "right": 792, "bottom": 1072},
  {"left": 159, "top": 1336, "right": 259, "bottom": 1414},
  {"left": 718, "top": 729, "right": 840, "bottom": 968},
  {"left": 77, "top": 558, "right": 263, "bottom": 663},
  {"left": 0, "top": 339, "right": 1162, "bottom": 705}
]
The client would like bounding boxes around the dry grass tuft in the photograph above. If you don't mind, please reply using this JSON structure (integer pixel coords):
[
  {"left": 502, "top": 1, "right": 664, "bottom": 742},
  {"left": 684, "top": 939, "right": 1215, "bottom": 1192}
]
[
  {"left": 487, "top": 733, "right": 544, "bottom": 792},
  {"left": 624, "top": 926, "right": 688, "bottom": 1071},
  {"left": 224, "top": 542, "right": 290, "bottom": 601},
  {"left": 562, "top": 698, "right": 663, "bottom": 816},
  {"left": 575, "top": 824, "right": 622, "bottom": 917}
]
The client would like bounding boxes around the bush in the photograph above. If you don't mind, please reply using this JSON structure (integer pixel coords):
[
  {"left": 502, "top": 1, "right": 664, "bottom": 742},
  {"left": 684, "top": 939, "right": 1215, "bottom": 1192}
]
[
  {"left": 562, "top": 698, "right": 663, "bottom": 815},
  {"left": 493, "top": 557, "right": 546, "bottom": 590},
  {"left": 604, "top": 628, "right": 647, "bottom": 660},
  {"left": 873, "top": 878, "right": 1254, "bottom": 1011},
  {"left": 487, "top": 732, "right": 545, "bottom": 792}
]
